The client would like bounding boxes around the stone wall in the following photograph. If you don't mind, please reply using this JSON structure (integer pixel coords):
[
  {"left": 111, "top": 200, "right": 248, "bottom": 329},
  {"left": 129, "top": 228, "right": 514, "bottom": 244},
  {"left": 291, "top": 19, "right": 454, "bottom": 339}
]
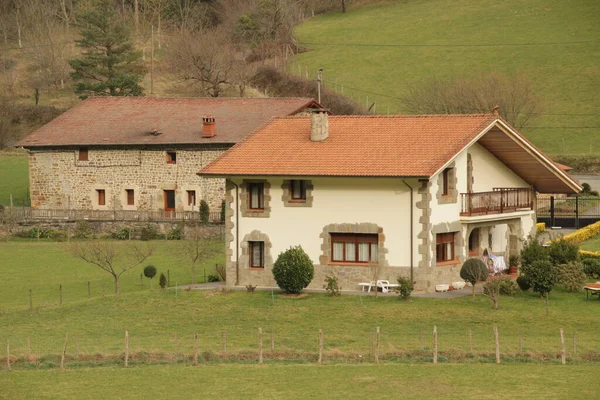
[{"left": 28, "top": 144, "right": 229, "bottom": 213}]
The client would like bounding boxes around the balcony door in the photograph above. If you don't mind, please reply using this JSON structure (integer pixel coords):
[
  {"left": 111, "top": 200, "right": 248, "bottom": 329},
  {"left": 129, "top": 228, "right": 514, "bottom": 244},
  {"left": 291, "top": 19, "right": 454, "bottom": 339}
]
[{"left": 164, "top": 190, "right": 176, "bottom": 212}]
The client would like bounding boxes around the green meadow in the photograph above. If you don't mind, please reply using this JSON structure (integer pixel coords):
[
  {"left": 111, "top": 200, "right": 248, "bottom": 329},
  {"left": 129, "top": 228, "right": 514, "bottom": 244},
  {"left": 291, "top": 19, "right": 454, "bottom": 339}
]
[{"left": 0, "top": 154, "right": 29, "bottom": 206}]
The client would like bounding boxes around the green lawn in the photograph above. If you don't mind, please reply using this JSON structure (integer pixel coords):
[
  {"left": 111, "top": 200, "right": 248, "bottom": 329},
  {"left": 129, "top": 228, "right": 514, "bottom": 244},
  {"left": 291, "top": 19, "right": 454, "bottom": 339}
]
[
  {"left": 580, "top": 235, "right": 600, "bottom": 252},
  {"left": 1, "top": 363, "right": 598, "bottom": 399},
  {"left": 0, "top": 154, "right": 29, "bottom": 206},
  {"left": 293, "top": 0, "right": 600, "bottom": 155}
]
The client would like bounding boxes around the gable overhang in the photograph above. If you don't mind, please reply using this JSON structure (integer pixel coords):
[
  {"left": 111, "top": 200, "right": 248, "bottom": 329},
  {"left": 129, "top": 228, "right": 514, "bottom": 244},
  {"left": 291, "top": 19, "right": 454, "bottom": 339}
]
[{"left": 431, "top": 119, "right": 582, "bottom": 194}]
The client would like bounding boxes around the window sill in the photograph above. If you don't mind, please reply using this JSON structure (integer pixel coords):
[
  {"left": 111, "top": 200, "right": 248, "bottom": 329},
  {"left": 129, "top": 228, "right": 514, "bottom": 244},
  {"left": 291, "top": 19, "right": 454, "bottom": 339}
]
[
  {"left": 166, "top": 161, "right": 176, "bottom": 165},
  {"left": 288, "top": 199, "right": 306, "bottom": 203},
  {"left": 247, "top": 267, "right": 265, "bottom": 271},
  {"left": 247, "top": 209, "right": 264, "bottom": 213},
  {"left": 328, "top": 262, "right": 378, "bottom": 267},
  {"left": 436, "top": 259, "right": 460, "bottom": 267}
]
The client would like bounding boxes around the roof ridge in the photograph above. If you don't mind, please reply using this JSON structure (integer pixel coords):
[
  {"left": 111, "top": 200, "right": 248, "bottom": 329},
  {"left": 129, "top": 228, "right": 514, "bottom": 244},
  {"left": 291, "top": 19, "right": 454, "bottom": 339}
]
[
  {"left": 274, "top": 114, "right": 494, "bottom": 119},
  {"left": 84, "top": 96, "right": 315, "bottom": 101}
]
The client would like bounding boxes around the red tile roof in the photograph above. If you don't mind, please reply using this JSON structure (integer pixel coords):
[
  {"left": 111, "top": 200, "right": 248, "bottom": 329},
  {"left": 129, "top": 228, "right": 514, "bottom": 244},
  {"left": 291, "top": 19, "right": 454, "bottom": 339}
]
[
  {"left": 16, "top": 97, "right": 321, "bottom": 147},
  {"left": 200, "top": 114, "right": 497, "bottom": 178}
]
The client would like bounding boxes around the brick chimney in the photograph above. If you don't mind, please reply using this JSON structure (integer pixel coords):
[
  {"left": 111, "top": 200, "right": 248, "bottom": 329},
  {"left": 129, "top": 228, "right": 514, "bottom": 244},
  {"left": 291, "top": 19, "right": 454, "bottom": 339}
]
[
  {"left": 310, "top": 109, "right": 329, "bottom": 142},
  {"left": 202, "top": 115, "right": 216, "bottom": 138}
]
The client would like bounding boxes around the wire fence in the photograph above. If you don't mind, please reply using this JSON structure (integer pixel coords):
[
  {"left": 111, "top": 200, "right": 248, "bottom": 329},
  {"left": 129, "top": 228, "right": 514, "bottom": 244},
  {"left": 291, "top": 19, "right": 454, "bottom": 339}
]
[{"left": 2, "top": 325, "right": 599, "bottom": 370}]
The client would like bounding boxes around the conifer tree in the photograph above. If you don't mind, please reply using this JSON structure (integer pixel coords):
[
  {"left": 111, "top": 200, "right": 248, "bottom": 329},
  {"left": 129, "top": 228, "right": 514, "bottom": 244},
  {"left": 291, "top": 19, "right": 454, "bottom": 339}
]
[{"left": 69, "top": 0, "right": 145, "bottom": 99}]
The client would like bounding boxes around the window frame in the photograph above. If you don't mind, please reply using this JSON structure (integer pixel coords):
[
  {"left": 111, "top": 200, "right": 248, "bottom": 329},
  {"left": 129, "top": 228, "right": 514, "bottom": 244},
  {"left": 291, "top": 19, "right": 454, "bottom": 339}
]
[
  {"left": 97, "top": 189, "right": 106, "bottom": 206},
  {"left": 249, "top": 241, "right": 265, "bottom": 268},
  {"left": 166, "top": 151, "right": 177, "bottom": 164},
  {"left": 78, "top": 147, "right": 89, "bottom": 161},
  {"left": 436, "top": 232, "right": 456, "bottom": 264},
  {"left": 442, "top": 168, "right": 451, "bottom": 196},
  {"left": 330, "top": 233, "right": 379, "bottom": 265},
  {"left": 290, "top": 180, "right": 306, "bottom": 201},
  {"left": 125, "top": 189, "right": 135, "bottom": 206},
  {"left": 187, "top": 190, "right": 196, "bottom": 206},
  {"left": 247, "top": 182, "right": 264, "bottom": 210}
]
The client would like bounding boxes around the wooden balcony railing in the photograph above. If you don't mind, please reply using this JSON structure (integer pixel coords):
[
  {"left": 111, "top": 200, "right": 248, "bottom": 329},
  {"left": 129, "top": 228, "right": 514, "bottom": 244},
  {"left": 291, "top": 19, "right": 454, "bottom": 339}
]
[{"left": 461, "top": 188, "right": 533, "bottom": 216}]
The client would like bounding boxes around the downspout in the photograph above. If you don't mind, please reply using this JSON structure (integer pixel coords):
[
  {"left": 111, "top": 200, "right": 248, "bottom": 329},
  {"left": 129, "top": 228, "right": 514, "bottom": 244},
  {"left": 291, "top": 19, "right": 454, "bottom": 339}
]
[
  {"left": 231, "top": 180, "right": 240, "bottom": 286},
  {"left": 402, "top": 180, "right": 414, "bottom": 284}
]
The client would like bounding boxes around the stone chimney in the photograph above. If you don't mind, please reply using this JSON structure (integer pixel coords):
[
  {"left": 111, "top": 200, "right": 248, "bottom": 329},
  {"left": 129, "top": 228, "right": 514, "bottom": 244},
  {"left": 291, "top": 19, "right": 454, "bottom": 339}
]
[
  {"left": 492, "top": 105, "right": 500, "bottom": 118},
  {"left": 202, "top": 115, "right": 216, "bottom": 138},
  {"left": 310, "top": 110, "right": 329, "bottom": 142}
]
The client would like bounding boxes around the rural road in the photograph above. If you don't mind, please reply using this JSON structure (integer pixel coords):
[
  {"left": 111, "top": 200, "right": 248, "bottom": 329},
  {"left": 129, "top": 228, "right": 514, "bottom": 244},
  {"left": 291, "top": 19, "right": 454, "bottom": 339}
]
[{"left": 573, "top": 174, "right": 600, "bottom": 193}]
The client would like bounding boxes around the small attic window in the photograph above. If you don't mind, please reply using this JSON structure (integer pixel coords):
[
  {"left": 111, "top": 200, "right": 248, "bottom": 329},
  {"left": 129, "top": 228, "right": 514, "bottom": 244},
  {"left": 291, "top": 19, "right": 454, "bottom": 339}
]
[
  {"left": 78, "top": 147, "right": 89, "bottom": 161},
  {"left": 166, "top": 151, "right": 177, "bottom": 164}
]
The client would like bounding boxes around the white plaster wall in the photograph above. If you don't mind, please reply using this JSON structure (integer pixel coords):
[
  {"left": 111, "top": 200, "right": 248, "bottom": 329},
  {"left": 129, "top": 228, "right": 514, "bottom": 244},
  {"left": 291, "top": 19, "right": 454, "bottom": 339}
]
[
  {"left": 429, "top": 151, "right": 467, "bottom": 226},
  {"left": 231, "top": 177, "right": 420, "bottom": 268},
  {"left": 469, "top": 143, "right": 529, "bottom": 192}
]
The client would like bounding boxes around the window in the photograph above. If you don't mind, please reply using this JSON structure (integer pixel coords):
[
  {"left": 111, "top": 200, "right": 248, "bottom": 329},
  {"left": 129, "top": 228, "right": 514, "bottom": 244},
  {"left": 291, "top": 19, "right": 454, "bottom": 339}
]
[
  {"left": 126, "top": 189, "right": 135, "bottom": 206},
  {"left": 187, "top": 190, "right": 196, "bottom": 206},
  {"left": 291, "top": 180, "right": 306, "bottom": 201},
  {"left": 248, "top": 183, "right": 264, "bottom": 210},
  {"left": 249, "top": 241, "right": 264, "bottom": 268},
  {"left": 164, "top": 190, "right": 175, "bottom": 211},
  {"left": 97, "top": 189, "right": 106, "bottom": 206},
  {"left": 166, "top": 151, "right": 177, "bottom": 164},
  {"left": 436, "top": 232, "right": 456, "bottom": 263},
  {"left": 331, "top": 233, "right": 378, "bottom": 264},
  {"left": 78, "top": 147, "right": 89, "bottom": 161},
  {"left": 442, "top": 168, "right": 451, "bottom": 196}
]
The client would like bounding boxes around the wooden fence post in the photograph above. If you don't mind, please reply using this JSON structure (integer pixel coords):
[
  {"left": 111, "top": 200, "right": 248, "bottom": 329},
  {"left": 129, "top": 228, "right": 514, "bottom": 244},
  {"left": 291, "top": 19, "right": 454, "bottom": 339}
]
[
  {"left": 318, "top": 329, "right": 323, "bottom": 365},
  {"left": 271, "top": 329, "right": 275, "bottom": 352},
  {"left": 468, "top": 328, "right": 472, "bottom": 353},
  {"left": 59, "top": 284, "right": 62, "bottom": 306},
  {"left": 6, "top": 339, "right": 10, "bottom": 371},
  {"left": 419, "top": 329, "right": 424, "bottom": 351},
  {"left": 193, "top": 332, "right": 198, "bottom": 366},
  {"left": 258, "top": 328, "right": 263, "bottom": 364},
  {"left": 573, "top": 331, "right": 577, "bottom": 356},
  {"left": 140, "top": 274, "right": 143, "bottom": 290},
  {"left": 29, "top": 289, "right": 32, "bottom": 311},
  {"left": 125, "top": 330, "right": 129, "bottom": 368},
  {"left": 27, "top": 336, "right": 31, "bottom": 360},
  {"left": 493, "top": 325, "right": 500, "bottom": 364},
  {"left": 433, "top": 326, "right": 438, "bottom": 364},
  {"left": 560, "top": 328, "right": 566, "bottom": 365},
  {"left": 222, "top": 330, "right": 226, "bottom": 353},
  {"left": 519, "top": 329, "right": 523, "bottom": 353},
  {"left": 375, "top": 327, "right": 380, "bottom": 364},
  {"left": 60, "top": 333, "right": 68, "bottom": 371},
  {"left": 369, "top": 331, "right": 373, "bottom": 358},
  {"left": 75, "top": 336, "right": 79, "bottom": 359}
]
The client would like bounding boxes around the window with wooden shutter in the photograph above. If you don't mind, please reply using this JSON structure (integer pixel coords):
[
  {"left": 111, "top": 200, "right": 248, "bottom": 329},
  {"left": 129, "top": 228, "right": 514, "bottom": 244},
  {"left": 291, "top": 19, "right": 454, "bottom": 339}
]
[
  {"left": 126, "top": 189, "right": 134, "bottom": 206},
  {"left": 330, "top": 233, "right": 378, "bottom": 264},
  {"left": 79, "top": 148, "right": 89, "bottom": 161},
  {"left": 97, "top": 189, "right": 106, "bottom": 206}
]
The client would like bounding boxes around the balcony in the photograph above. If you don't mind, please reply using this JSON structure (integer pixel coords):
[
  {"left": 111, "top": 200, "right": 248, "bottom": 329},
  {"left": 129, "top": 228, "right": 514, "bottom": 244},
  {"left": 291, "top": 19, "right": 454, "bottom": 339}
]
[{"left": 460, "top": 188, "right": 534, "bottom": 216}]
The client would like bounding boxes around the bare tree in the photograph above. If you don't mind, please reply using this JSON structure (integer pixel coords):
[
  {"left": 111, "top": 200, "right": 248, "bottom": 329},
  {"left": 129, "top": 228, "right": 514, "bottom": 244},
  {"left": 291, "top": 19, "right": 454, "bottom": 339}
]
[
  {"left": 402, "top": 72, "right": 542, "bottom": 129},
  {"left": 180, "top": 226, "right": 219, "bottom": 284},
  {"left": 71, "top": 241, "right": 154, "bottom": 294},
  {"left": 0, "top": 206, "right": 20, "bottom": 241}
]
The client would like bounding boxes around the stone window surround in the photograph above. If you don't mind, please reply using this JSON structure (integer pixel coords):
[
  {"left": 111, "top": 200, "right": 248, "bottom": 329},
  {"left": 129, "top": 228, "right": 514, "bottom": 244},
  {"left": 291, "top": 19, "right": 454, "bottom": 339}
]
[
  {"left": 181, "top": 185, "right": 202, "bottom": 212},
  {"left": 319, "top": 223, "right": 388, "bottom": 267},
  {"left": 437, "top": 161, "right": 458, "bottom": 204},
  {"left": 431, "top": 221, "right": 464, "bottom": 267},
  {"left": 91, "top": 185, "right": 111, "bottom": 210},
  {"left": 120, "top": 186, "right": 139, "bottom": 210},
  {"left": 281, "top": 179, "right": 314, "bottom": 207},
  {"left": 240, "top": 179, "right": 271, "bottom": 218},
  {"left": 240, "top": 230, "right": 273, "bottom": 270}
]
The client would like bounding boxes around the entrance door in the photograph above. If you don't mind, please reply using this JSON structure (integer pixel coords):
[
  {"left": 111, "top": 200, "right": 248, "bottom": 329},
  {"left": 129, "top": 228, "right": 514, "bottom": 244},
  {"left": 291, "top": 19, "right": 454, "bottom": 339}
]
[
  {"left": 164, "top": 190, "right": 176, "bottom": 212},
  {"left": 468, "top": 228, "right": 480, "bottom": 256}
]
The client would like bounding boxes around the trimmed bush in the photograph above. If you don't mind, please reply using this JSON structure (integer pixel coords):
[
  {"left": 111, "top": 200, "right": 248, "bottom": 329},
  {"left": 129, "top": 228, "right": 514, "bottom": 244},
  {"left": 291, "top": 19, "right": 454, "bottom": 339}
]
[
  {"left": 557, "top": 261, "right": 586, "bottom": 292},
  {"left": 207, "top": 274, "right": 220, "bottom": 282},
  {"left": 498, "top": 277, "right": 518, "bottom": 295},
  {"left": 143, "top": 265, "right": 157, "bottom": 279},
  {"left": 200, "top": 200, "right": 210, "bottom": 224},
  {"left": 516, "top": 276, "right": 531, "bottom": 291},
  {"left": 582, "top": 258, "right": 600, "bottom": 279},
  {"left": 521, "top": 259, "right": 557, "bottom": 297},
  {"left": 159, "top": 273, "right": 167, "bottom": 290},
  {"left": 460, "top": 258, "right": 488, "bottom": 299},
  {"left": 520, "top": 235, "right": 549, "bottom": 270},
  {"left": 272, "top": 246, "right": 314, "bottom": 294},
  {"left": 548, "top": 238, "right": 579, "bottom": 266},
  {"left": 395, "top": 276, "right": 414, "bottom": 300}
]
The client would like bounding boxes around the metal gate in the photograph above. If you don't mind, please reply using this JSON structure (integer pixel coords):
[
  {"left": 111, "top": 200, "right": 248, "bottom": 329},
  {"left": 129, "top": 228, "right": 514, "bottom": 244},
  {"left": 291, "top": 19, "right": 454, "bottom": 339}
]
[{"left": 537, "top": 196, "right": 600, "bottom": 229}]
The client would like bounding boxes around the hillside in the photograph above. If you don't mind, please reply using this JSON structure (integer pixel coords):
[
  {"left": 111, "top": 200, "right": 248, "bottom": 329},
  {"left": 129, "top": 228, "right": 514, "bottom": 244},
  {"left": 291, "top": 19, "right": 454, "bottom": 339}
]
[{"left": 293, "top": 0, "right": 600, "bottom": 155}]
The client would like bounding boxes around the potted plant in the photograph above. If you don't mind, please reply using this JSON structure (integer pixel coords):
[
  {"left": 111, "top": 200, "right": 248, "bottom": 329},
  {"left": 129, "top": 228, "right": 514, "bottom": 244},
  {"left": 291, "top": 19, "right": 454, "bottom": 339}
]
[{"left": 508, "top": 255, "right": 520, "bottom": 275}]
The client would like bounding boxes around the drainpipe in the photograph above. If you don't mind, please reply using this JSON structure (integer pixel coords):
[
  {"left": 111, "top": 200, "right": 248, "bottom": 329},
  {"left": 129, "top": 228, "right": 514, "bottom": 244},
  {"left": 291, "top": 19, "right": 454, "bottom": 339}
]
[
  {"left": 231, "top": 180, "right": 240, "bottom": 286},
  {"left": 402, "top": 180, "right": 414, "bottom": 284}
]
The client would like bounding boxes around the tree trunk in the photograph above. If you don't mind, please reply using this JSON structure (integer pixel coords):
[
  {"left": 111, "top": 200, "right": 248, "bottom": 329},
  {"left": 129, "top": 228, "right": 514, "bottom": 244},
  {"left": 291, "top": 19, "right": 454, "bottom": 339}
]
[
  {"left": 134, "top": 0, "right": 139, "bottom": 35},
  {"left": 16, "top": 11, "right": 22, "bottom": 49},
  {"left": 114, "top": 275, "right": 120, "bottom": 294},
  {"left": 341, "top": 0, "right": 346, "bottom": 13},
  {"left": 545, "top": 292, "right": 549, "bottom": 316},
  {"left": 471, "top": 284, "right": 476, "bottom": 299}
]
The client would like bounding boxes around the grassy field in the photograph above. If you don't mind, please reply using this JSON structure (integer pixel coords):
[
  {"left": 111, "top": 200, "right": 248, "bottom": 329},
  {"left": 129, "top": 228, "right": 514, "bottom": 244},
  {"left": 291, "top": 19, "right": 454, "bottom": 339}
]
[
  {"left": 293, "top": 0, "right": 600, "bottom": 155},
  {"left": 1, "top": 242, "right": 599, "bottom": 362},
  {"left": 0, "top": 153, "right": 29, "bottom": 207},
  {"left": 1, "top": 363, "right": 598, "bottom": 400},
  {"left": 580, "top": 235, "right": 600, "bottom": 252}
]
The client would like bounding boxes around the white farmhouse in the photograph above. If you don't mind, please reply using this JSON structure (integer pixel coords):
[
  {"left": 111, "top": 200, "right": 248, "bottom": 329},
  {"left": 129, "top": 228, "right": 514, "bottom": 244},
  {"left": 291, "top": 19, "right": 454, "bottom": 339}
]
[{"left": 200, "top": 110, "right": 581, "bottom": 292}]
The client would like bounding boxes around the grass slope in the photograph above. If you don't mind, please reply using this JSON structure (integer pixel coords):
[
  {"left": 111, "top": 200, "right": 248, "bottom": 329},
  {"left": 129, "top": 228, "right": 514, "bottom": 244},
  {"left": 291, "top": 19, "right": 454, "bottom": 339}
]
[
  {"left": 0, "top": 154, "right": 29, "bottom": 206},
  {"left": 580, "top": 235, "right": 600, "bottom": 252},
  {"left": 2, "top": 364, "right": 598, "bottom": 399},
  {"left": 293, "top": 0, "right": 600, "bottom": 155}
]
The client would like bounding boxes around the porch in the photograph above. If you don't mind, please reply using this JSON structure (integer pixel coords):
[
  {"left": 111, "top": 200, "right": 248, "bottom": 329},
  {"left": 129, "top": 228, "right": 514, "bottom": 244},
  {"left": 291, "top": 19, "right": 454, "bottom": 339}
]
[{"left": 460, "top": 188, "right": 533, "bottom": 216}]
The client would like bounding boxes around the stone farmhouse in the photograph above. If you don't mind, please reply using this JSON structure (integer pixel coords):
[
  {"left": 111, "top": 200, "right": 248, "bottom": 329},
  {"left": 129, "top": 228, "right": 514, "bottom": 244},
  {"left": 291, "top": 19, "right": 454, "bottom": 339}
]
[
  {"left": 200, "top": 110, "right": 582, "bottom": 292},
  {"left": 16, "top": 97, "right": 323, "bottom": 215}
]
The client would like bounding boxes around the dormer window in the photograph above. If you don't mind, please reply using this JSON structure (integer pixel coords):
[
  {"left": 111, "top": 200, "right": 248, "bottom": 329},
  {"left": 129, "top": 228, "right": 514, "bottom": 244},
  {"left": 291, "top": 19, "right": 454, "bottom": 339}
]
[
  {"left": 167, "top": 151, "right": 177, "bottom": 164},
  {"left": 79, "top": 147, "right": 89, "bottom": 161}
]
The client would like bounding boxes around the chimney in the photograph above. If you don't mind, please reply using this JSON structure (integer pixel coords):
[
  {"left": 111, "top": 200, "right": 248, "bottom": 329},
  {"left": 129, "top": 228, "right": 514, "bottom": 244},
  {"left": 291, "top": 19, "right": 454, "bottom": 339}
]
[
  {"left": 310, "top": 109, "right": 329, "bottom": 142},
  {"left": 202, "top": 115, "right": 216, "bottom": 138},
  {"left": 492, "top": 105, "right": 500, "bottom": 118}
]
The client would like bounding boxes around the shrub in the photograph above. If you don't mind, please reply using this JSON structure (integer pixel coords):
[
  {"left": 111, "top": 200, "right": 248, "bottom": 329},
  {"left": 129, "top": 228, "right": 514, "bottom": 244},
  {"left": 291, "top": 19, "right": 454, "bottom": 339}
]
[
  {"left": 112, "top": 227, "right": 132, "bottom": 240},
  {"left": 395, "top": 276, "right": 413, "bottom": 300},
  {"left": 143, "top": 265, "right": 157, "bottom": 280},
  {"left": 562, "top": 220, "right": 600, "bottom": 244},
  {"left": 521, "top": 259, "right": 557, "bottom": 297},
  {"left": 49, "top": 229, "right": 68, "bottom": 242},
  {"left": 548, "top": 238, "right": 579, "bottom": 266},
  {"left": 74, "top": 220, "right": 94, "bottom": 239},
  {"left": 28, "top": 227, "right": 50, "bottom": 238},
  {"left": 520, "top": 234, "right": 549, "bottom": 270},
  {"left": 498, "top": 278, "right": 518, "bottom": 295},
  {"left": 220, "top": 200, "right": 226, "bottom": 223},
  {"left": 460, "top": 258, "right": 489, "bottom": 299},
  {"left": 159, "top": 273, "right": 167, "bottom": 290},
  {"left": 536, "top": 222, "right": 545, "bottom": 233},
  {"left": 508, "top": 255, "right": 520, "bottom": 267},
  {"left": 516, "top": 276, "right": 531, "bottom": 291},
  {"left": 272, "top": 246, "right": 314, "bottom": 294},
  {"left": 582, "top": 258, "right": 600, "bottom": 279},
  {"left": 167, "top": 225, "right": 182, "bottom": 240},
  {"left": 557, "top": 261, "right": 586, "bottom": 292},
  {"left": 140, "top": 224, "right": 163, "bottom": 241},
  {"left": 215, "top": 263, "right": 226, "bottom": 282},
  {"left": 482, "top": 276, "right": 502, "bottom": 309},
  {"left": 200, "top": 200, "right": 210, "bottom": 224},
  {"left": 323, "top": 274, "right": 342, "bottom": 297},
  {"left": 207, "top": 274, "right": 220, "bottom": 282}
]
